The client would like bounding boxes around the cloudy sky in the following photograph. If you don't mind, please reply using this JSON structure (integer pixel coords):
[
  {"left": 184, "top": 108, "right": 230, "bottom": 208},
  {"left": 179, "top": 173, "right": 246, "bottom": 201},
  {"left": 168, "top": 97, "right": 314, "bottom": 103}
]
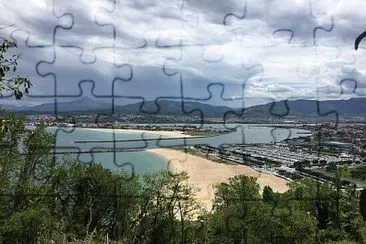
[{"left": 1, "top": 0, "right": 366, "bottom": 109}]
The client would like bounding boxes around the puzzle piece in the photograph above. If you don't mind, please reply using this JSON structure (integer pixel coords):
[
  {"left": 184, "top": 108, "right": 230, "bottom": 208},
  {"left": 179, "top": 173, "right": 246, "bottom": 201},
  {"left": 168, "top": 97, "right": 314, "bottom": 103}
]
[
  {"left": 44, "top": 115, "right": 97, "bottom": 165},
  {"left": 337, "top": 49, "right": 366, "bottom": 97},
  {"left": 163, "top": 148, "right": 190, "bottom": 177},
  {"left": 113, "top": 56, "right": 183, "bottom": 114},
  {"left": 160, "top": 43, "right": 266, "bottom": 143},
  {"left": 220, "top": 1, "right": 336, "bottom": 133},
  {"left": 339, "top": 78, "right": 366, "bottom": 98},
  {"left": 223, "top": 0, "right": 334, "bottom": 46},
  {"left": 270, "top": 127, "right": 292, "bottom": 144},
  {"left": 221, "top": 61, "right": 294, "bottom": 144},
  {"left": 35, "top": 46, "right": 132, "bottom": 106},
  {"left": 2, "top": 30, "right": 55, "bottom": 100},
  {"left": 295, "top": 45, "right": 341, "bottom": 125},
  {"left": 182, "top": 83, "right": 246, "bottom": 123},
  {"left": 182, "top": 220, "right": 206, "bottom": 243},
  {"left": 0, "top": 0, "right": 73, "bottom": 47},
  {"left": 51, "top": 0, "right": 115, "bottom": 64},
  {"left": 314, "top": 0, "right": 363, "bottom": 48},
  {"left": 52, "top": 129, "right": 88, "bottom": 164},
  {"left": 90, "top": 113, "right": 197, "bottom": 176},
  {"left": 53, "top": 118, "right": 139, "bottom": 179}
]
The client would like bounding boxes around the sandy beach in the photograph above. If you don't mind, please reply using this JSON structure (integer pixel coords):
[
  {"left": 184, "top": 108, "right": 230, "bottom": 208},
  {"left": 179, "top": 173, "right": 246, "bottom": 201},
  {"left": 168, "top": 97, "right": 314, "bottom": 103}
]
[
  {"left": 84, "top": 127, "right": 289, "bottom": 210},
  {"left": 149, "top": 148, "right": 289, "bottom": 211},
  {"left": 84, "top": 128, "right": 194, "bottom": 138}
]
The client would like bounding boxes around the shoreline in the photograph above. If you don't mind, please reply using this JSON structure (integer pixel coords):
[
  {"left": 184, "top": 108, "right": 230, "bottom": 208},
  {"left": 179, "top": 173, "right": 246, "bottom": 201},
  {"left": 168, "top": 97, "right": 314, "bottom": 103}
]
[
  {"left": 53, "top": 126, "right": 290, "bottom": 210},
  {"left": 148, "top": 148, "right": 290, "bottom": 211}
]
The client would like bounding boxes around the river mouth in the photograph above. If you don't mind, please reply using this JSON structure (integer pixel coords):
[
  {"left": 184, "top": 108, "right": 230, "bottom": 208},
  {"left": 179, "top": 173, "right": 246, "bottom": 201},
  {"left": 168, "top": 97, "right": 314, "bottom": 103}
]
[{"left": 45, "top": 125, "right": 312, "bottom": 174}]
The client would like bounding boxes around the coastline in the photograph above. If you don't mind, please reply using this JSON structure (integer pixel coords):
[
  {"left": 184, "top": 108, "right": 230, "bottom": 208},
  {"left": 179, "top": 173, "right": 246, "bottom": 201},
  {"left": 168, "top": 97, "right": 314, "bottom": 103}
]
[
  {"left": 148, "top": 148, "right": 290, "bottom": 211},
  {"left": 73, "top": 126, "right": 291, "bottom": 210}
]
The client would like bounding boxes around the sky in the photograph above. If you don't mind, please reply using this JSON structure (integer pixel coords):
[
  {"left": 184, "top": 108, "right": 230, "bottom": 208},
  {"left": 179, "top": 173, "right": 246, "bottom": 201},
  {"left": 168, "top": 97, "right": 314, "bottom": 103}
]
[{"left": 1, "top": 0, "right": 366, "bottom": 108}]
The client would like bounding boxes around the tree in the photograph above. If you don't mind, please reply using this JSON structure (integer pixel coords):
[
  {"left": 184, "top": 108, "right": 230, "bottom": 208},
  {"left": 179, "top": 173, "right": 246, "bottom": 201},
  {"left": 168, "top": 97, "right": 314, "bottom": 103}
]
[
  {"left": 360, "top": 189, "right": 366, "bottom": 222},
  {"left": 213, "top": 175, "right": 261, "bottom": 211},
  {"left": 205, "top": 175, "right": 318, "bottom": 243},
  {"left": 208, "top": 176, "right": 260, "bottom": 243},
  {"left": 249, "top": 203, "right": 317, "bottom": 243},
  {"left": 128, "top": 171, "right": 202, "bottom": 243},
  {"left": 287, "top": 178, "right": 366, "bottom": 243},
  {"left": 0, "top": 38, "right": 31, "bottom": 100},
  {"left": 262, "top": 185, "right": 275, "bottom": 203},
  {"left": 0, "top": 37, "right": 32, "bottom": 145}
]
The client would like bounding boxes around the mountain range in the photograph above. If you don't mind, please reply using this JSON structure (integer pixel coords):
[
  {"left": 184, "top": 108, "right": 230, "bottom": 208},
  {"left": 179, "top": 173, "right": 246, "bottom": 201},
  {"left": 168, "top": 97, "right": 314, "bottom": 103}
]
[{"left": 2, "top": 97, "right": 366, "bottom": 119}]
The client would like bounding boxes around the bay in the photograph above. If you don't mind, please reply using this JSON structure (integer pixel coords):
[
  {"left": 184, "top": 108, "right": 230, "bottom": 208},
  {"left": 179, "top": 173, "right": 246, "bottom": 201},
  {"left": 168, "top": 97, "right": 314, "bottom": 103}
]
[{"left": 47, "top": 124, "right": 311, "bottom": 175}]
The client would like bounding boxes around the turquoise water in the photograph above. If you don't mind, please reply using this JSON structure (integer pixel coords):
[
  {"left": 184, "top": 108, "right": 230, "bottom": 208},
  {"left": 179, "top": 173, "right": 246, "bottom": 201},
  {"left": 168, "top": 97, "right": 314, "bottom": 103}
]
[
  {"left": 47, "top": 127, "right": 169, "bottom": 176},
  {"left": 47, "top": 125, "right": 311, "bottom": 175}
]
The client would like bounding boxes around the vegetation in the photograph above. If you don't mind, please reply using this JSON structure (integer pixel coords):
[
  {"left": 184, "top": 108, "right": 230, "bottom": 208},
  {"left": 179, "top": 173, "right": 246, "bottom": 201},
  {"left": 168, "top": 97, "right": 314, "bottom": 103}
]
[
  {"left": 0, "top": 120, "right": 201, "bottom": 243},
  {"left": 1, "top": 36, "right": 366, "bottom": 244},
  {"left": 351, "top": 166, "right": 366, "bottom": 181},
  {"left": 1, "top": 115, "right": 366, "bottom": 243},
  {"left": 323, "top": 164, "right": 366, "bottom": 186},
  {"left": 0, "top": 38, "right": 31, "bottom": 100}
]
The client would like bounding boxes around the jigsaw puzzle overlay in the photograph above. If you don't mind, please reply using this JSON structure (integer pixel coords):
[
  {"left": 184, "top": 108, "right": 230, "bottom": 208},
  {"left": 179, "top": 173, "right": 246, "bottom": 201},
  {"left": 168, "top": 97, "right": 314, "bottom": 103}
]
[{"left": 1, "top": 0, "right": 366, "bottom": 242}]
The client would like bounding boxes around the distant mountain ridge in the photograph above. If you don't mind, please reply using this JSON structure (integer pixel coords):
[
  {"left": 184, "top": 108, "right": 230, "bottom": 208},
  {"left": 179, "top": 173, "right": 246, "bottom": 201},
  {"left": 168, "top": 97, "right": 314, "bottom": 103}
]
[
  {"left": 2, "top": 97, "right": 366, "bottom": 118},
  {"left": 244, "top": 98, "right": 366, "bottom": 118}
]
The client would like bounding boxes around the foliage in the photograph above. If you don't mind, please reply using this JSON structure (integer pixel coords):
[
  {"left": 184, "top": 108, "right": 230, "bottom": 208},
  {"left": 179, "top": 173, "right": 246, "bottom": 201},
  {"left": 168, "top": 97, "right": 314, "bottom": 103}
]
[
  {"left": 204, "top": 175, "right": 317, "bottom": 243},
  {"left": 0, "top": 116, "right": 366, "bottom": 243},
  {"left": 0, "top": 38, "right": 31, "bottom": 100},
  {"left": 351, "top": 166, "right": 366, "bottom": 181},
  {"left": 0, "top": 113, "right": 203, "bottom": 243},
  {"left": 0, "top": 39, "right": 366, "bottom": 243}
]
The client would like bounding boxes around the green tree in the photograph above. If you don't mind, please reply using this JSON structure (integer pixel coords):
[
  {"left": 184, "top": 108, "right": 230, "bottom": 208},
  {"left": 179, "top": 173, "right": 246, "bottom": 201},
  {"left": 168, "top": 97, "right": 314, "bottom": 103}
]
[
  {"left": 0, "top": 38, "right": 31, "bottom": 101},
  {"left": 207, "top": 175, "right": 261, "bottom": 243},
  {"left": 206, "top": 175, "right": 318, "bottom": 244},
  {"left": 213, "top": 175, "right": 261, "bottom": 210},
  {"left": 46, "top": 161, "right": 141, "bottom": 242},
  {"left": 249, "top": 202, "right": 317, "bottom": 243},
  {"left": 128, "top": 171, "right": 202, "bottom": 244},
  {"left": 0, "top": 116, "right": 59, "bottom": 243},
  {"left": 287, "top": 178, "right": 366, "bottom": 243},
  {"left": 263, "top": 185, "right": 276, "bottom": 203}
]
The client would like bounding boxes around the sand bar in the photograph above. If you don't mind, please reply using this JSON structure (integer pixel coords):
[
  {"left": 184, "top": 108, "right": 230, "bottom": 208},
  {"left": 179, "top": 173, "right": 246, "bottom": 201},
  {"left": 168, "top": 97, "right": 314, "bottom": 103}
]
[
  {"left": 83, "top": 128, "right": 194, "bottom": 138},
  {"left": 149, "top": 148, "right": 289, "bottom": 211}
]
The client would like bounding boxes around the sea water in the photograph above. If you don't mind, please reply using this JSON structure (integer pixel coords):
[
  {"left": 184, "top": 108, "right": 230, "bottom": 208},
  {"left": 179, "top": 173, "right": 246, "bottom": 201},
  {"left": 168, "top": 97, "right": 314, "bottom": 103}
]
[
  {"left": 47, "top": 125, "right": 311, "bottom": 175},
  {"left": 47, "top": 127, "right": 168, "bottom": 176}
]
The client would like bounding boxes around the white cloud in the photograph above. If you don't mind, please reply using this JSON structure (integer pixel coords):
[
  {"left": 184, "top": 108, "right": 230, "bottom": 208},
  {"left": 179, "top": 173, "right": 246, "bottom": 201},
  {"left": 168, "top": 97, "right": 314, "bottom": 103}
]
[{"left": 0, "top": 0, "right": 365, "bottom": 107}]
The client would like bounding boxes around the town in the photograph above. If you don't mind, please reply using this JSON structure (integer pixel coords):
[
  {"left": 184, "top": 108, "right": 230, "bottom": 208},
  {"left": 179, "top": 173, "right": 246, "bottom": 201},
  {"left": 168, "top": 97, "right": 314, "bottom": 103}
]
[
  {"left": 179, "top": 123, "right": 366, "bottom": 188},
  {"left": 25, "top": 114, "right": 366, "bottom": 189}
]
